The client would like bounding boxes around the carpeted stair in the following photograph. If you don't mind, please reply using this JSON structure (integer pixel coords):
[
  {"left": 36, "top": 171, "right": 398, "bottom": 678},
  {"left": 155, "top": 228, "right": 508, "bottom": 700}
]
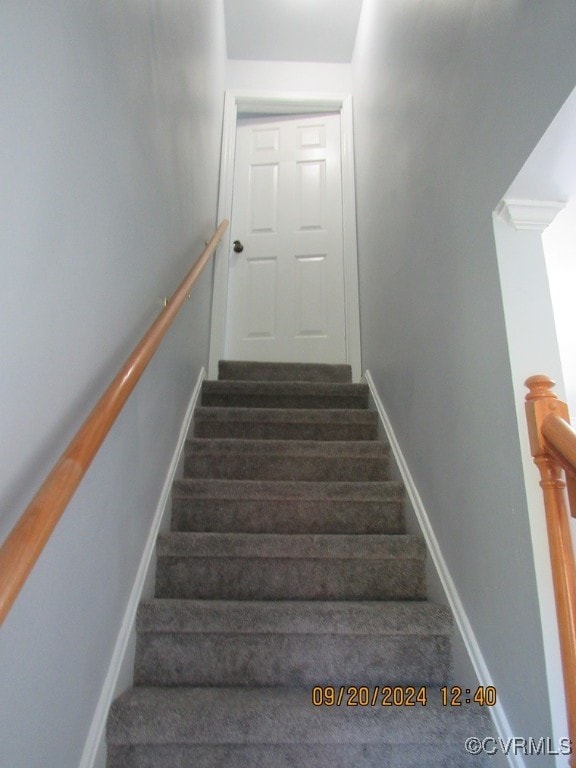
[{"left": 107, "top": 361, "right": 491, "bottom": 767}]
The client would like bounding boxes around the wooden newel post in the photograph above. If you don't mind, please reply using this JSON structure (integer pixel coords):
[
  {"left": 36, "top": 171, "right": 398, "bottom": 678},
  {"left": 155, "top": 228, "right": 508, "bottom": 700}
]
[{"left": 525, "top": 375, "right": 576, "bottom": 766}]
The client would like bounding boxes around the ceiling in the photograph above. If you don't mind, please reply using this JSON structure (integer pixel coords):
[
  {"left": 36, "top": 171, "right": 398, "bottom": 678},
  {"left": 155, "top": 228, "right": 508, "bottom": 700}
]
[
  {"left": 507, "top": 83, "right": 576, "bottom": 202},
  {"left": 223, "top": 0, "right": 364, "bottom": 63}
]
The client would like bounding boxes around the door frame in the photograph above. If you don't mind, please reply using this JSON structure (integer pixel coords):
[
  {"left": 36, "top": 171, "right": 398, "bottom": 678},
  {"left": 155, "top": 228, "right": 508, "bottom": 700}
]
[{"left": 208, "top": 90, "right": 362, "bottom": 380}]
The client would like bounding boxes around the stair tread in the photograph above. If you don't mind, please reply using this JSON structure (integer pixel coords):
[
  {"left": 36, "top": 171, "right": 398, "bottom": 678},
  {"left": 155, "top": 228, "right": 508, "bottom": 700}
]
[
  {"left": 157, "top": 532, "right": 425, "bottom": 559},
  {"left": 137, "top": 599, "right": 451, "bottom": 635},
  {"left": 185, "top": 439, "right": 389, "bottom": 483},
  {"left": 173, "top": 478, "right": 404, "bottom": 500},
  {"left": 174, "top": 478, "right": 404, "bottom": 501},
  {"left": 108, "top": 686, "right": 492, "bottom": 745},
  {"left": 201, "top": 380, "right": 369, "bottom": 409},
  {"left": 193, "top": 406, "right": 378, "bottom": 440},
  {"left": 171, "top": 480, "right": 405, "bottom": 534}
]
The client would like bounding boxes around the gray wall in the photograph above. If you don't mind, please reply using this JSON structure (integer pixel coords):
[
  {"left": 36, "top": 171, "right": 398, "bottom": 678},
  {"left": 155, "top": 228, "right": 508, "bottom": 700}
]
[
  {"left": 352, "top": 0, "right": 576, "bottom": 752},
  {"left": 0, "top": 1, "right": 226, "bottom": 766}
]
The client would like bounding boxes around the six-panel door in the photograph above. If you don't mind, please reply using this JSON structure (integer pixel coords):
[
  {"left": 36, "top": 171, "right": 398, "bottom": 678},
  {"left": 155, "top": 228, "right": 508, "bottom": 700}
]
[{"left": 225, "top": 112, "right": 347, "bottom": 363}]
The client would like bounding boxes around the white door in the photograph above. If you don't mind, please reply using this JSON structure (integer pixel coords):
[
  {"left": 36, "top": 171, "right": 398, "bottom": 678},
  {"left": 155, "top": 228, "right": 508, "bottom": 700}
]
[{"left": 224, "top": 112, "right": 346, "bottom": 363}]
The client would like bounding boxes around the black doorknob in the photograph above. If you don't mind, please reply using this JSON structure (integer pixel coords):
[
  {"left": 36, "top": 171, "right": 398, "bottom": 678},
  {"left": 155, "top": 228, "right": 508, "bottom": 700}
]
[{"left": 233, "top": 240, "right": 244, "bottom": 253}]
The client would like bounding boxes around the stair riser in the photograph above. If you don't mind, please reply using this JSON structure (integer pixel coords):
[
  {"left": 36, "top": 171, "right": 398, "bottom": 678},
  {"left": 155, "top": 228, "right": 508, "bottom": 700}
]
[
  {"left": 184, "top": 456, "right": 389, "bottom": 481},
  {"left": 218, "top": 361, "right": 353, "bottom": 383},
  {"left": 155, "top": 558, "right": 426, "bottom": 600},
  {"left": 135, "top": 633, "right": 450, "bottom": 686},
  {"left": 171, "top": 499, "right": 404, "bottom": 534},
  {"left": 201, "top": 393, "right": 368, "bottom": 409},
  {"left": 107, "top": 688, "right": 493, "bottom": 748},
  {"left": 108, "top": 744, "right": 489, "bottom": 768},
  {"left": 174, "top": 478, "right": 404, "bottom": 500},
  {"left": 194, "top": 421, "right": 378, "bottom": 441}
]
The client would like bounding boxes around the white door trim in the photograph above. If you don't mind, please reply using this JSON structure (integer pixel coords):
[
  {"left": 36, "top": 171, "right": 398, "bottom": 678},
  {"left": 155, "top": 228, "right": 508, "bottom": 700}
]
[{"left": 209, "top": 90, "right": 362, "bottom": 380}]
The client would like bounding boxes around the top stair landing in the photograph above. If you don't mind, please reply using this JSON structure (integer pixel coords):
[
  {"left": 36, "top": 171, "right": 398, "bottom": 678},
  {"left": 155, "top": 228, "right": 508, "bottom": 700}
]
[{"left": 218, "top": 360, "right": 353, "bottom": 383}]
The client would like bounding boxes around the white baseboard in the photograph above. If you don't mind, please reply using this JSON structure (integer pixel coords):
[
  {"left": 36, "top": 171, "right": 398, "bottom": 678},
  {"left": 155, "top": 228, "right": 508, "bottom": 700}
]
[
  {"left": 363, "top": 369, "right": 523, "bottom": 768},
  {"left": 79, "top": 367, "right": 206, "bottom": 768}
]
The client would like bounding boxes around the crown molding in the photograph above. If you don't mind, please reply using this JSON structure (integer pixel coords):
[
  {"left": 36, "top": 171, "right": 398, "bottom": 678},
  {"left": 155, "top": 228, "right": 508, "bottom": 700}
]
[{"left": 496, "top": 199, "right": 566, "bottom": 232}]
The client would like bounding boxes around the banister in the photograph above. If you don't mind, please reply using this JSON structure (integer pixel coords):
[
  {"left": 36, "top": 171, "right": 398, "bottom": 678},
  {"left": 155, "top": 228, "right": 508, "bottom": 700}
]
[
  {"left": 0, "top": 219, "right": 228, "bottom": 626},
  {"left": 525, "top": 375, "right": 576, "bottom": 767},
  {"left": 542, "top": 414, "right": 576, "bottom": 504},
  {"left": 542, "top": 414, "right": 576, "bottom": 469}
]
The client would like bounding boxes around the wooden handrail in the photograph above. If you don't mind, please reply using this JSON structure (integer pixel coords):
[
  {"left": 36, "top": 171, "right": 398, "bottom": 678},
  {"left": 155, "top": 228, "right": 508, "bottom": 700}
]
[
  {"left": 525, "top": 374, "right": 576, "bottom": 767},
  {"left": 542, "top": 415, "right": 576, "bottom": 512},
  {"left": 0, "top": 220, "right": 228, "bottom": 625}
]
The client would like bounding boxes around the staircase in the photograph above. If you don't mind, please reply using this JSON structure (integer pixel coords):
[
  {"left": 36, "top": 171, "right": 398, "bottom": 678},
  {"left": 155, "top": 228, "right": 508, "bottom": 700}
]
[{"left": 107, "top": 361, "right": 490, "bottom": 767}]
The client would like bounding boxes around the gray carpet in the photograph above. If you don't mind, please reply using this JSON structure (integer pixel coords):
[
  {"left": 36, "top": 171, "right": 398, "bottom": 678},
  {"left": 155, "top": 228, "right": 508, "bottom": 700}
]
[{"left": 107, "top": 361, "right": 491, "bottom": 766}]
